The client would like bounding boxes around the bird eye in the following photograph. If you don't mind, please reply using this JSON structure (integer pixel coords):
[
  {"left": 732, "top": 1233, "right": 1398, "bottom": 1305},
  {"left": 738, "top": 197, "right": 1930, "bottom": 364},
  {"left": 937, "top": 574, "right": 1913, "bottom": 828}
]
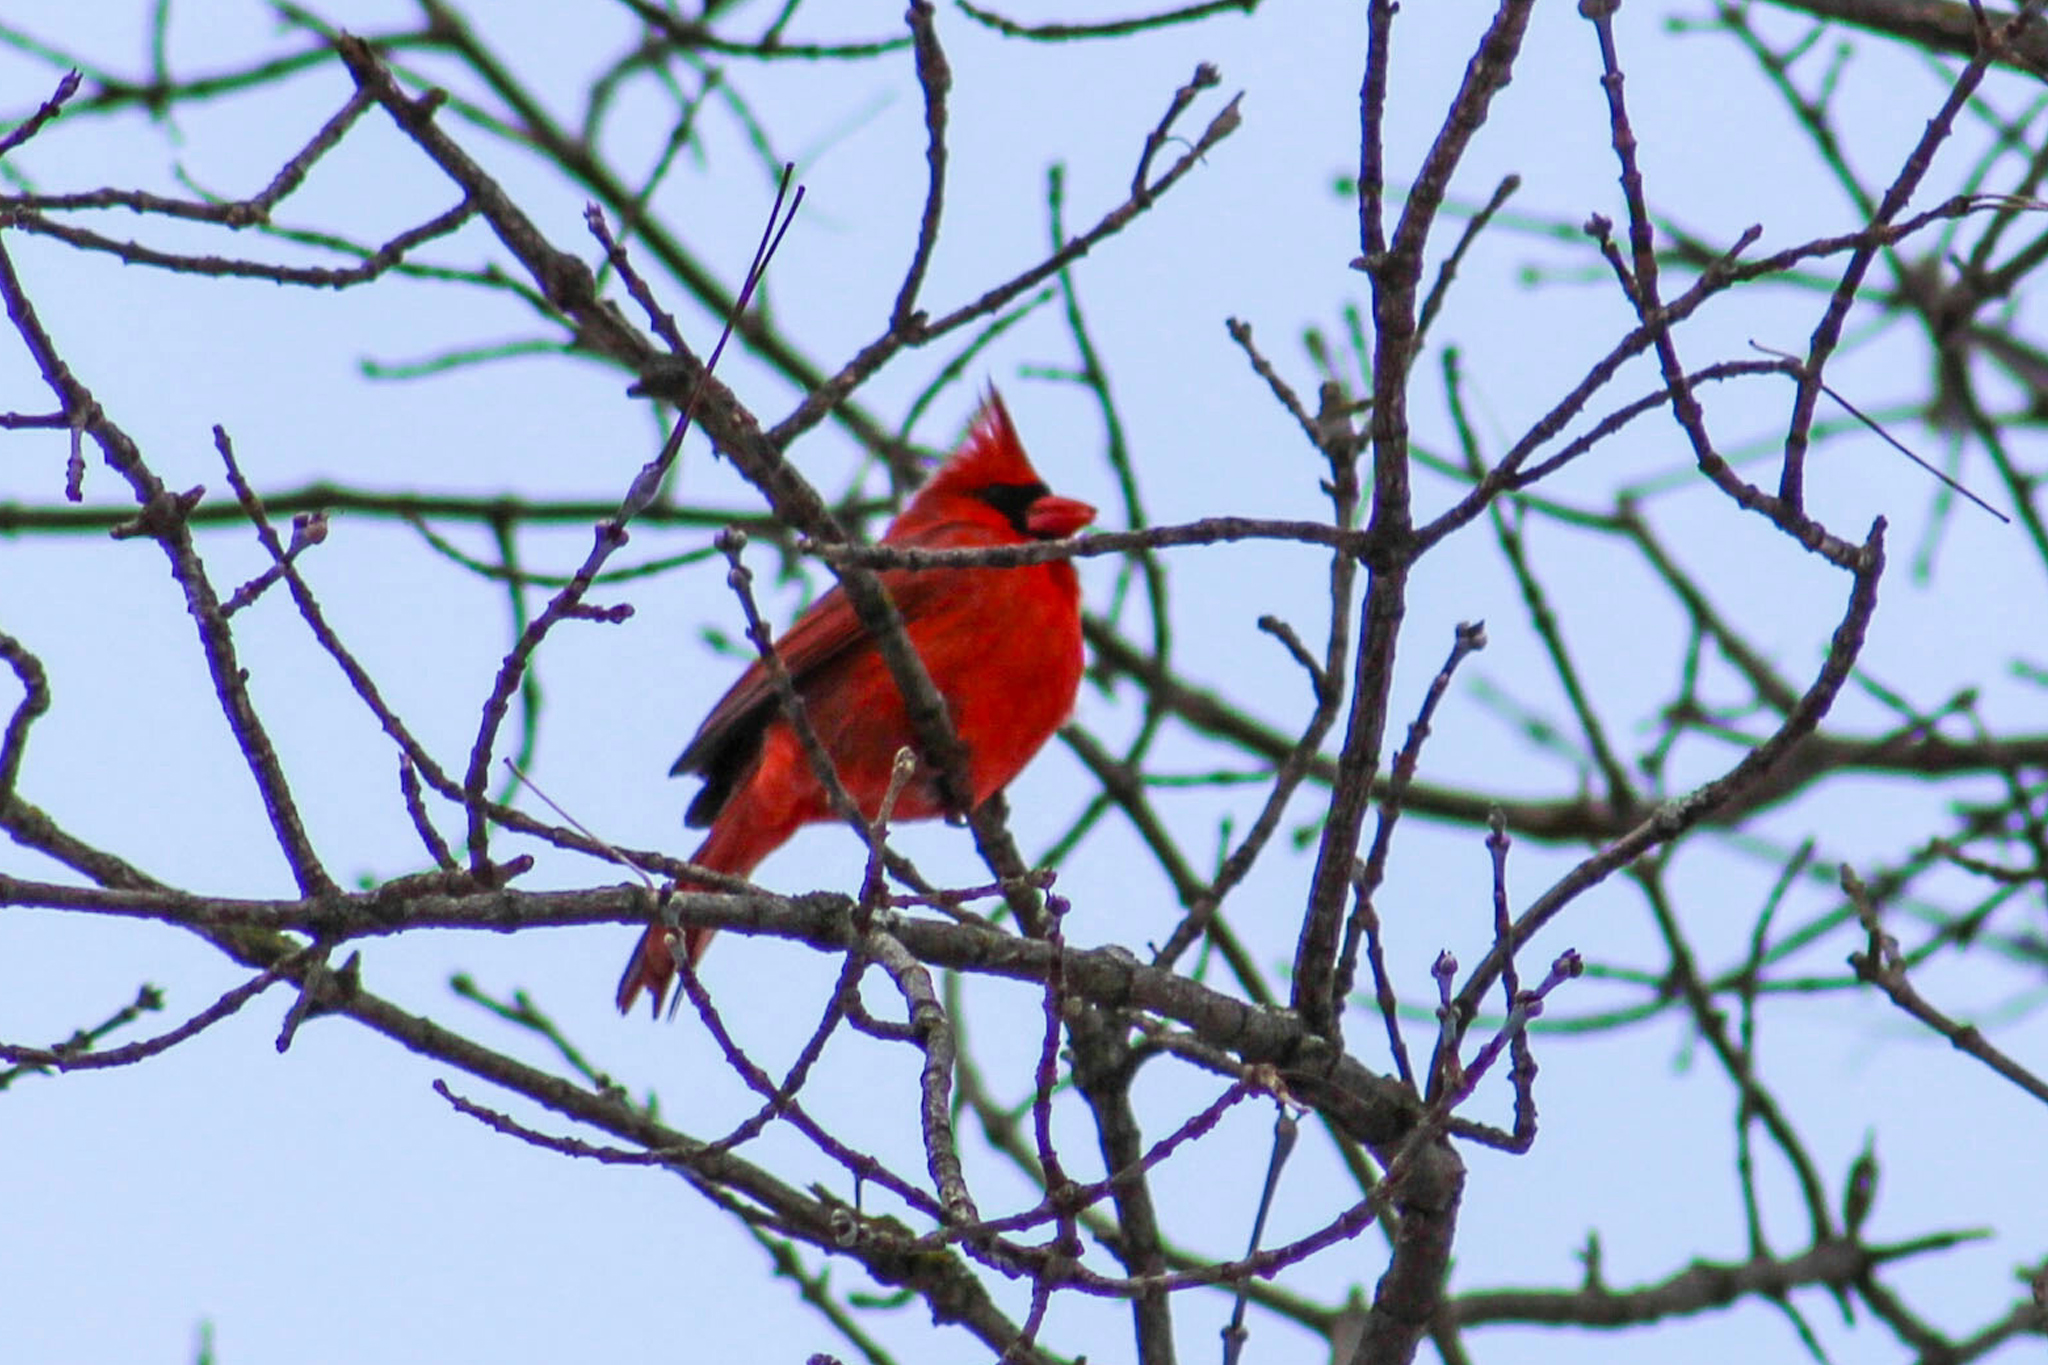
[{"left": 973, "top": 481, "right": 1051, "bottom": 535}]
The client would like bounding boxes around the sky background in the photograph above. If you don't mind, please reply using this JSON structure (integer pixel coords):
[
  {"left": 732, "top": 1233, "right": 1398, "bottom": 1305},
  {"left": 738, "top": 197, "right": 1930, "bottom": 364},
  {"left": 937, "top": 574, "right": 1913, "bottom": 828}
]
[{"left": 2, "top": 2, "right": 2044, "bottom": 1363}]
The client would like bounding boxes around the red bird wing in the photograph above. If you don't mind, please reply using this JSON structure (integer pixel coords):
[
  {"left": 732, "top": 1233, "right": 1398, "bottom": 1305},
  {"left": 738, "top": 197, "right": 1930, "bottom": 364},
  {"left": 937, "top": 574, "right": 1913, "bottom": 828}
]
[{"left": 671, "top": 557, "right": 956, "bottom": 827}]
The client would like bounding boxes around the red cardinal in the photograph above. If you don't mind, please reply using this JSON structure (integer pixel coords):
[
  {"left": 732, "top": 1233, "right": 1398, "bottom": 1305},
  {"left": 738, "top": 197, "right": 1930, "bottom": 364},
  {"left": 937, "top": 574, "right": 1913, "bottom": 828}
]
[{"left": 617, "top": 390, "right": 1096, "bottom": 1016}]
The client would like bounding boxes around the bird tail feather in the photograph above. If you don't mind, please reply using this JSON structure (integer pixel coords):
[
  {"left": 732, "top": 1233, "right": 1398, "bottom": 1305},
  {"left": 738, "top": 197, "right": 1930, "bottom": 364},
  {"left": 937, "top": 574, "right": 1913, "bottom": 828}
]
[{"left": 614, "top": 800, "right": 794, "bottom": 1018}]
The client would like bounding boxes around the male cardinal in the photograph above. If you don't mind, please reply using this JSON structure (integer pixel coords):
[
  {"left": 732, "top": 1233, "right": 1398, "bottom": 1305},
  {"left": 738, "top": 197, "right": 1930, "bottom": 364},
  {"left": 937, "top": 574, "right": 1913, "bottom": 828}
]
[{"left": 617, "top": 390, "right": 1096, "bottom": 1016}]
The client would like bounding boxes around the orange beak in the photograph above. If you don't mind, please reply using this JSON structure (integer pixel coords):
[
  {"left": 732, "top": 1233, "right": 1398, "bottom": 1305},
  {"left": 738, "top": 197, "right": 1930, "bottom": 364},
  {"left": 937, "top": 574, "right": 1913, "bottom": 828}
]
[{"left": 1025, "top": 493, "right": 1096, "bottom": 540}]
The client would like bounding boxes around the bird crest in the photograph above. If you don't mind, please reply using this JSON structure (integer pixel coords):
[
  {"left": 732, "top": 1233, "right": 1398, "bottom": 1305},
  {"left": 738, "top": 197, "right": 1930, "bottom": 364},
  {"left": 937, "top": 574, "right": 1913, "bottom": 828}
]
[{"left": 917, "top": 388, "right": 1046, "bottom": 503}]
